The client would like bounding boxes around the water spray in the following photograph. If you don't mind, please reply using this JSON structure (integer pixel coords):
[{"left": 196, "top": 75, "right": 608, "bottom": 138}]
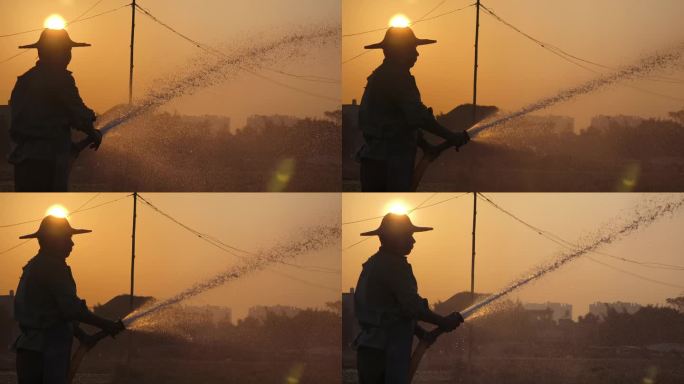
[
  {"left": 122, "top": 224, "right": 340, "bottom": 329},
  {"left": 72, "top": 23, "right": 338, "bottom": 155},
  {"left": 66, "top": 223, "right": 339, "bottom": 383},
  {"left": 409, "top": 195, "right": 684, "bottom": 382},
  {"left": 466, "top": 43, "right": 684, "bottom": 139}
]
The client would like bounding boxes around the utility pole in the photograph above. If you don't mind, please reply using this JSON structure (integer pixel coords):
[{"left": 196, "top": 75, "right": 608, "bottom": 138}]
[
  {"left": 472, "top": 0, "right": 481, "bottom": 124},
  {"left": 130, "top": 192, "right": 137, "bottom": 310},
  {"left": 127, "top": 192, "right": 137, "bottom": 365},
  {"left": 470, "top": 192, "right": 477, "bottom": 300},
  {"left": 468, "top": 192, "right": 477, "bottom": 365},
  {"left": 128, "top": 0, "right": 136, "bottom": 104}
]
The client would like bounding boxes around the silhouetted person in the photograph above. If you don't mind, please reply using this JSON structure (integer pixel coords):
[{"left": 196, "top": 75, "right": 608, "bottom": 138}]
[
  {"left": 354, "top": 213, "right": 464, "bottom": 384},
  {"left": 13, "top": 216, "right": 124, "bottom": 384},
  {"left": 358, "top": 27, "right": 470, "bottom": 192},
  {"left": 8, "top": 29, "right": 102, "bottom": 192}
]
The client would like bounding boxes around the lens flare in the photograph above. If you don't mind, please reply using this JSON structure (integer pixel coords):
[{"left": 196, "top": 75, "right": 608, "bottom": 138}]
[
  {"left": 44, "top": 14, "right": 66, "bottom": 30},
  {"left": 389, "top": 14, "right": 411, "bottom": 28},
  {"left": 45, "top": 204, "right": 69, "bottom": 218},
  {"left": 385, "top": 201, "right": 409, "bottom": 215}
]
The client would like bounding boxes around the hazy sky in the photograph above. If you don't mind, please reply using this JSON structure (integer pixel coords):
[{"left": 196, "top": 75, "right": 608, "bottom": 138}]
[
  {"left": 342, "top": 193, "right": 684, "bottom": 319},
  {"left": 0, "top": 193, "right": 340, "bottom": 320},
  {"left": 0, "top": 0, "right": 340, "bottom": 128},
  {"left": 343, "top": 0, "right": 684, "bottom": 129}
]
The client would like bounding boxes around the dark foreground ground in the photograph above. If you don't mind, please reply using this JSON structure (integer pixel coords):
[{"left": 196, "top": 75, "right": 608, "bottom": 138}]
[
  {"left": 0, "top": 350, "right": 339, "bottom": 384},
  {"left": 343, "top": 356, "right": 684, "bottom": 384}
]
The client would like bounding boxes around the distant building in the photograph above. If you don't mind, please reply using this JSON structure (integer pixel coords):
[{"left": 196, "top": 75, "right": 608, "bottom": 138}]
[
  {"left": 177, "top": 115, "right": 231, "bottom": 133},
  {"left": 589, "top": 301, "right": 642, "bottom": 319},
  {"left": 341, "top": 287, "right": 358, "bottom": 350},
  {"left": 497, "top": 114, "right": 575, "bottom": 136},
  {"left": 523, "top": 302, "right": 572, "bottom": 322},
  {"left": 195, "top": 305, "right": 232, "bottom": 325},
  {"left": 0, "top": 290, "right": 14, "bottom": 318},
  {"left": 245, "top": 114, "right": 298, "bottom": 131},
  {"left": 0, "top": 105, "right": 10, "bottom": 156},
  {"left": 247, "top": 305, "right": 300, "bottom": 322},
  {"left": 341, "top": 100, "right": 362, "bottom": 179},
  {"left": 0, "top": 290, "right": 19, "bottom": 345},
  {"left": 590, "top": 115, "right": 644, "bottom": 132}
]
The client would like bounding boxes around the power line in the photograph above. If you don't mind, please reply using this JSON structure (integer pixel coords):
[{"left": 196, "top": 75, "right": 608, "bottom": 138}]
[
  {"left": 134, "top": 2, "right": 339, "bottom": 101},
  {"left": 479, "top": 2, "right": 684, "bottom": 93},
  {"left": 69, "top": 0, "right": 109, "bottom": 24},
  {"left": 342, "top": 193, "right": 468, "bottom": 225},
  {"left": 0, "top": 3, "right": 130, "bottom": 39},
  {"left": 342, "top": 2, "right": 475, "bottom": 64},
  {"left": 137, "top": 194, "right": 339, "bottom": 275},
  {"left": 0, "top": 194, "right": 131, "bottom": 229},
  {"left": 342, "top": 193, "right": 469, "bottom": 251},
  {"left": 0, "top": 194, "right": 130, "bottom": 257},
  {"left": 477, "top": 193, "right": 684, "bottom": 272},
  {"left": 586, "top": 256, "right": 684, "bottom": 290},
  {"left": 343, "top": 1, "right": 474, "bottom": 38},
  {"left": 0, "top": 3, "right": 130, "bottom": 65}
]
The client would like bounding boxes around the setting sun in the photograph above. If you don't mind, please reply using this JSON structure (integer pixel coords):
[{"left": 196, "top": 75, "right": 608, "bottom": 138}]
[
  {"left": 385, "top": 200, "right": 409, "bottom": 215},
  {"left": 388, "top": 14, "right": 410, "bottom": 28},
  {"left": 43, "top": 14, "right": 66, "bottom": 30},
  {"left": 45, "top": 204, "right": 69, "bottom": 218}
]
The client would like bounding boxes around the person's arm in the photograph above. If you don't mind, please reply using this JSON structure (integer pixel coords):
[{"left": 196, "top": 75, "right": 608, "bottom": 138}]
[
  {"left": 47, "top": 269, "right": 124, "bottom": 336},
  {"left": 56, "top": 73, "right": 101, "bottom": 150},
  {"left": 394, "top": 75, "right": 469, "bottom": 148},
  {"left": 381, "top": 261, "right": 462, "bottom": 331}
]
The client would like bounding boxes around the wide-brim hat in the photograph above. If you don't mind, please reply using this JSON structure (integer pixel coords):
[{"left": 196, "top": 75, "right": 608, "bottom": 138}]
[
  {"left": 19, "top": 29, "right": 91, "bottom": 49},
  {"left": 20, "top": 215, "right": 92, "bottom": 239},
  {"left": 361, "top": 213, "right": 433, "bottom": 237},
  {"left": 364, "top": 27, "right": 436, "bottom": 50}
]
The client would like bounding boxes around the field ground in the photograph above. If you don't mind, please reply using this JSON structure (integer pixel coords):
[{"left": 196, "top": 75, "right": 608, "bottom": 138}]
[
  {"left": 343, "top": 356, "right": 684, "bottom": 384},
  {"left": 0, "top": 352, "right": 340, "bottom": 384}
]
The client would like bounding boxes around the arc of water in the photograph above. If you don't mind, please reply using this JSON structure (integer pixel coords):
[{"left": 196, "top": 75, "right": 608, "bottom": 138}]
[
  {"left": 460, "top": 195, "right": 684, "bottom": 320},
  {"left": 467, "top": 44, "right": 683, "bottom": 139}
]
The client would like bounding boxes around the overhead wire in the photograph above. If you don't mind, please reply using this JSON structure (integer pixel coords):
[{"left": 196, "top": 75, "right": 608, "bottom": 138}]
[
  {"left": 0, "top": 2, "right": 130, "bottom": 65},
  {"left": 137, "top": 194, "right": 340, "bottom": 277},
  {"left": 477, "top": 193, "right": 684, "bottom": 271},
  {"left": 0, "top": 193, "right": 130, "bottom": 229},
  {"left": 342, "top": 192, "right": 468, "bottom": 226},
  {"left": 479, "top": 3, "right": 684, "bottom": 83},
  {"left": 342, "top": 193, "right": 469, "bottom": 251},
  {"left": 134, "top": 2, "right": 339, "bottom": 101},
  {"left": 342, "top": 2, "right": 475, "bottom": 64},
  {"left": 477, "top": 191, "right": 684, "bottom": 293},
  {"left": 479, "top": 2, "right": 684, "bottom": 102},
  {"left": 0, "top": 193, "right": 130, "bottom": 256}
]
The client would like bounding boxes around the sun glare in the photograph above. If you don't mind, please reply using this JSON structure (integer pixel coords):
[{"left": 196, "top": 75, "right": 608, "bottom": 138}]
[
  {"left": 386, "top": 201, "right": 409, "bottom": 215},
  {"left": 389, "top": 14, "right": 411, "bottom": 28},
  {"left": 44, "top": 14, "right": 66, "bottom": 30},
  {"left": 45, "top": 204, "right": 69, "bottom": 218}
]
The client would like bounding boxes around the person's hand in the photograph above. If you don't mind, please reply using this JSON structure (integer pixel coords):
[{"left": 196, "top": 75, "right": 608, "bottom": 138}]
[
  {"left": 438, "top": 312, "right": 465, "bottom": 332},
  {"left": 88, "top": 129, "right": 102, "bottom": 151},
  {"left": 101, "top": 319, "right": 125, "bottom": 338},
  {"left": 451, "top": 130, "right": 470, "bottom": 151}
]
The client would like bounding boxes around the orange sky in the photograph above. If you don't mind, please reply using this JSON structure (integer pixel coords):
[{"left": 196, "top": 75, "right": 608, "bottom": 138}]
[
  {"left": 0, "top": 193, "right": 341, "bottom": 320},
  {"left": 0, "top": 0, "right": 340, "bottom": 128},
  {"left": 342, "top": 193, "right": 684, "bottom": 319},
  {"left": 343, "top": 0, "right": 684, "bottom": 129}
]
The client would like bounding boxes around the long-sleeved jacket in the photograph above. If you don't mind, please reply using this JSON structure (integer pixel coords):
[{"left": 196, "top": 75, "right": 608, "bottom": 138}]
[
  {"left": 8, "top": 62, "right": 96, "bottom": 164},
  {"left": 358, "top": 60, "right": 439, "bottom": 161},
  {"left": 354, "top": 247, "right": 432, "bottom": 347},
  {"left": 354, "top": 248, "right": 433, "bottom": 384},
  {"left": 13, "top": 252, "right": 89, "bottom": 352}
]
